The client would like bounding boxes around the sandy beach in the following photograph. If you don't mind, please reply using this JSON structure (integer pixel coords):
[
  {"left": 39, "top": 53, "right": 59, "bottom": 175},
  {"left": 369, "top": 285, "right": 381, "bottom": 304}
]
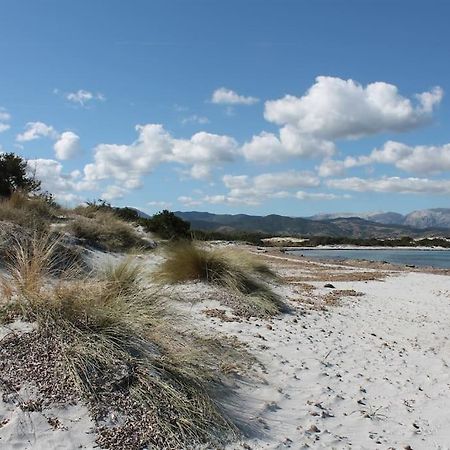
[{"left": 1, "top": 247, "right": 449, "bottom": 449}]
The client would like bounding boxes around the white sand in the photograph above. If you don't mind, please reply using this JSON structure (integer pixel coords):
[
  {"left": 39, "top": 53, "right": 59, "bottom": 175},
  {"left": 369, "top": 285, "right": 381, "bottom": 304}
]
[
  {"left": 1, "top": 252, "right": 449, "bottom": 449},
  {"left": 216, "top": 271, "right": 450, "bottom": 449}
]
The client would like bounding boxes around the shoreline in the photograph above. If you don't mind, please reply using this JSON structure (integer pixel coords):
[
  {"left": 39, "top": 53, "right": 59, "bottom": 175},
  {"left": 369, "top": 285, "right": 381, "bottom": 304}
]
[{"left": 281, "top": 245, "right": 450, "bottom": 251}]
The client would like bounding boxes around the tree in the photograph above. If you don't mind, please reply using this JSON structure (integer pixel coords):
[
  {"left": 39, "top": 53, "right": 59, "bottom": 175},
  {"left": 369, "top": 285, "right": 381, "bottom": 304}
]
[
  {"left": 0, "top": 153, "right": 41, "bottom": 198},
  {"left": 144, "top": 210, "right": 190, "bottom": 239}
]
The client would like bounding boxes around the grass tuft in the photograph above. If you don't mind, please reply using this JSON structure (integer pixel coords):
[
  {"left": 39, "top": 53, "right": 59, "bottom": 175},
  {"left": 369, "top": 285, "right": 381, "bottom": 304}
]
[
  {"left": 69, "top": 212, "right": 148, "bottom": 252},
  {"left": 0, "top": 191, "right": 55, "bottom": 231},
  {"left": 0, "top": 237, "right": 239, "bottom": 448},
  {"left": 157, "top": 242, "right": 285, "bottom": 317}
]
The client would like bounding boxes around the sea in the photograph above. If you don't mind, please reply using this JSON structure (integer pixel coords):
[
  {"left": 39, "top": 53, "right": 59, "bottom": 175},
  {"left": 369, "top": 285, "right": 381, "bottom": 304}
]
[{"left": 287, "top": 248, "right": 450, "bottom": 269}]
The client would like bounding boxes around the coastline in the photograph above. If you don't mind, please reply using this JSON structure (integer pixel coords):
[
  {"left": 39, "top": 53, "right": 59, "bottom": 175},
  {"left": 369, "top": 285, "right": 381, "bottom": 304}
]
[{"left": 1, "top": 245, "right": 450, "bottom": 449}]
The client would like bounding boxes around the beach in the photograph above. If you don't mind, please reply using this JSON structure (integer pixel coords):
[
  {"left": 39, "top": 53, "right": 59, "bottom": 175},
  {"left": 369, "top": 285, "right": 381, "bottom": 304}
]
[{"left": 1, "top": 246, "right": 449, "bottom": 449}]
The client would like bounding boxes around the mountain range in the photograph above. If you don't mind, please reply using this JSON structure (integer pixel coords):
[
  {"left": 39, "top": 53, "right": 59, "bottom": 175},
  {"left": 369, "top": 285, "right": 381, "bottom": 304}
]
[
  {"left": 309, "top": 208, "right": 450, "bottom": 229},
  {"left": 174, "top": 209, "right": 450, "bottom": 239}
]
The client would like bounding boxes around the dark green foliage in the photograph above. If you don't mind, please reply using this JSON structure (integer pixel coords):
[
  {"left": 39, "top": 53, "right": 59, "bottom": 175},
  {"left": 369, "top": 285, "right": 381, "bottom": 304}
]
[
  {"left": 142, "top": 210, "right": 190, "bottom": 240},
  {"left": 0, "top": 153, "right": 41, "bottom": 198}
]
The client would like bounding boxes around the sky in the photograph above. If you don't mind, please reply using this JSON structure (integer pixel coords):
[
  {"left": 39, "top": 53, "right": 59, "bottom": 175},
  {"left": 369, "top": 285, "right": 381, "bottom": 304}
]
[{"left": 1, "top": 0, "right": 450, "bottom": 217}]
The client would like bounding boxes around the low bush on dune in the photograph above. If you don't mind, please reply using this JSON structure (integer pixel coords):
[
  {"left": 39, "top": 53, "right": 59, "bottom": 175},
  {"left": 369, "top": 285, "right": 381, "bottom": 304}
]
[
  {"left": 0, "top": 237, "right": 242, "bottom": 449},
  {"left": 69, "top": 212, "right": 148, "bottom": 252},
  {"left": 0, "top": 191, "right": 56, "bottom": 231},
  {"left": 157, "top": 242, "right": 285, "bottom": 317}
]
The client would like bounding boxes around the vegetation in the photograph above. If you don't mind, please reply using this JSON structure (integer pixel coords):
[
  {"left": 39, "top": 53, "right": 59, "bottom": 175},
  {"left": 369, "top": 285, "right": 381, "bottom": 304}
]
[
  {"left": 142, "top": 209, "right": 190, "bottom": 240},
  {"left": 157, "top": 242, "right": 285, "bottom": 317},
  {"left": 69, "top": 211, "right": 149, "bottom": 252},
  {"left": 273, "top": 235, "right": 450, "bottom": 248},
  {"left": 191, "top": 229, "right": 270, "bottom": 245},
  {"left": 0, "top": 153, "right": 41, "bottom": 198},
  {"left": 0, "top": 237, "right": 241, "bottom": 448},
  {"left": 0, "top": 191, "right": 56, "bottom": 231}
]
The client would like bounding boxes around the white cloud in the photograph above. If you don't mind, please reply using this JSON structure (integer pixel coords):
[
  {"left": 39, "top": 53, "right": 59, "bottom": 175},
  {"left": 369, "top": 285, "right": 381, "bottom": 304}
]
[
  {"left": 181, "top": 115, "right": 210, "bottom": 125},
  {"left": 54, "top": 131, "right": 82, "bottom": 160},
  {"left": 178, "top": 196, "right": 202, "bottom": 207},
  {"left": 320, "top": 140, "right": 450, "bottom": 177},
  {"left": 66, "top": 89, "right": 105, "bottom": 106},
  {"left": 101, "top": 185, "right": 128, "bottom": 201},
  {"left": 170, "top": 131, "right": 238, "bottom": 179},
  {"left": 247, "top": 76, "right": 443, "bottom": 164},
  {"left": 327, "top": 176, "right": 450, "bottom": 194},
  {"left": 0, "top": 109, "right": 10, "bottom": 133},
  {"left": 16, "top": 122, "right": 58, "bottom": 142},
  {"left": 84, "top": 124, "right": 238, "bottom": 186},
  {"left": 242, "top": 130, "right": 336, "bottom": 163},
  {"left": 211, "top": 87, "right": 259, "bottom": 105},
  {"left": 369, "top": 141, "right": 450, "bottom": 174},
  {"left": 265, "top": 76, "right": 443, "bottom": 140},
  {"left": 0, "top": 123, "right": 10, "bottom": 133},
  {"left": 209, "top": 170, "right": 321, "bottom": 206},
  {"left": 148, "top": 200, "right": 172, "bottom": 209},
  {"left": 26, "top": 159, "right": 89, "bottom": 203},
  {"left": 295, "top": 191, "right": 348, "bottom": 200}
]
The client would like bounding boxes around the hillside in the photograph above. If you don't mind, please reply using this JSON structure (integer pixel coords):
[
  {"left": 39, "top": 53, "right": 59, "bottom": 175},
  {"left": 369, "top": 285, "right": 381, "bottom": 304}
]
[
  {"left": 309, "top": 208, "right": 450, "bottom": 229},
  {"left": 175, "top": 211, "right": 449, "bottom": 239}
]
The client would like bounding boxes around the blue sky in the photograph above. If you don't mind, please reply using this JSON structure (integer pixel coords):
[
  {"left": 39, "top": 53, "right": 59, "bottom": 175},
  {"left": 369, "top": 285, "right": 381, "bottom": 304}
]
[{"left": 1, "top": 0, "right": 450, "bottom": 216}]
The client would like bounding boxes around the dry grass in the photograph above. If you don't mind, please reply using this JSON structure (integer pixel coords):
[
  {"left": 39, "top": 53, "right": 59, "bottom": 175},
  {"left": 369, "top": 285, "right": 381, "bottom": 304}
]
[
  {"left": 0, "top": 238, "right": 242, "bottom": 449},
  {"left": 69, "top": 212, "right": 147, "bottom": 252},
  {"left": 0, "top": 191, "right": 55, "bottom": 231},
  {"left": 157, "top": 242, "right": 286, "bottom": 317}
]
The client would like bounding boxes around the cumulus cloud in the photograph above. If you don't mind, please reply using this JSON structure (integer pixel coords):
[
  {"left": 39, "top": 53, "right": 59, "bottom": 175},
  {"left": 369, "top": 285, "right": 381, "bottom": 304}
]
[
  {"left": 66, "top": 89, "right": 105, "bottom": 106},
  {"left": 369, "top": 141, "right": 450, "bottom": 174},
  {"left": 327, "top": 176, "right": 450, "bottom": 194},
  {"left": 101, "top": 185, "right": 128, "bottom": 201},
  {"left": 265, "top": 76, "right": 443, "bottom": 140},
  {"left": 208, "top": 170, "right": 321, "bottom": 205},
  {"left": 211, "top": 87, "right": 259, "bottom": 105},
  {"left": 54, "top": 131, "right": 82, "bottom": 160},
  {"left": 244, "top": 76, "right": 443, "bottom": 164},
  {"left": 84, "top": 124, "right": 238, "bottom": 186},
  {"left": 178, "top": 196, "right": 202, "bottom": 207},
  {"left": 319, "top": 140, "right": 450, "bottom": 177},
  {"left": 0, "top": 109, "right": 11, "bottom": 133},
  {"left": 26, "top": 159, "right": 89, "bottom": 203},
  {"left": 16, "top": 122, "right": 58, "bottom": 142}
]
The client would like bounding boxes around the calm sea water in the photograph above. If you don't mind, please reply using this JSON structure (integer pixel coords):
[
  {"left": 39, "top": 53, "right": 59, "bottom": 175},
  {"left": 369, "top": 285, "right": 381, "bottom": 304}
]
[{"left": 288, "top": 248, "right": 450, "bottom": 269}]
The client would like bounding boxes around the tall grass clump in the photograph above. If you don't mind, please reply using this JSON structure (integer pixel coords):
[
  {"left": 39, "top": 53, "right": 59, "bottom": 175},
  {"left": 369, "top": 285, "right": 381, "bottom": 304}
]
[
  {"left": 157, "top": 242, "right": 285, "bottom": 317},
  {"left": 69, "top": 211, "right": 147, "bottom": 252},
  {"left": 0, "top": 191, "right": 55, "bottom": 231},
  {"left": 0, "top": 238, "right": 239, "bottom": 449}
]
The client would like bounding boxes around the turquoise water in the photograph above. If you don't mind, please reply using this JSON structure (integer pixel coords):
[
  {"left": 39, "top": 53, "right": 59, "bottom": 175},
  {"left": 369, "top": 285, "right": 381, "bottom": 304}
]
[{"left": 288, "top": 248, "right": 450, "bottom": 269}]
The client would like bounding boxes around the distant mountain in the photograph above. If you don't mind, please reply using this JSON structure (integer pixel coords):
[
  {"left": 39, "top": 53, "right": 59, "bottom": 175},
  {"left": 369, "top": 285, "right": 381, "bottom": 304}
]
[
  {"left": 309, "top": 208, "right": 450, "bottom": 229},
  {"left": 404, "top": 209, "right": 450, "bottom": 229},
  {"left": 175, "top": 211, "right": 449, "bottom": 239}
]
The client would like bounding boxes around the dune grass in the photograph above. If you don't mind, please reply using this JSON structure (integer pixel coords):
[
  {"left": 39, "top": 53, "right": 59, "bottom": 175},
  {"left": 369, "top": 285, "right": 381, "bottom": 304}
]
[
  {"left": 0, "top": 237, "right": 240, "bottom": 449},
  {"left": 157, "top": 242, "right": 285, "bottom": 317},
  {"left": 69, "top": 211, "right": 148, "bottom": 252},
  {"left": 0, "top": 191, "right": 55, "bottom": 231}
]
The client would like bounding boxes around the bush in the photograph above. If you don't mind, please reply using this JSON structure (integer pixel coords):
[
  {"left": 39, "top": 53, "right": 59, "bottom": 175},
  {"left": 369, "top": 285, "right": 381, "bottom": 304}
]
[
  {"left": 0, "top": 153, "right": 41, "bottom": 198},
  {"left": 69, "top": 212, "right": 147, "bottom": 252},
  {"left": 0, "top": 237, "right": 241, "bottom": 448},
  {"left": 157, "top": 242, "right": 285, "bottom": 317},
  {"left": 143, "top": 210, "right": 190, "bottom": 240}
]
